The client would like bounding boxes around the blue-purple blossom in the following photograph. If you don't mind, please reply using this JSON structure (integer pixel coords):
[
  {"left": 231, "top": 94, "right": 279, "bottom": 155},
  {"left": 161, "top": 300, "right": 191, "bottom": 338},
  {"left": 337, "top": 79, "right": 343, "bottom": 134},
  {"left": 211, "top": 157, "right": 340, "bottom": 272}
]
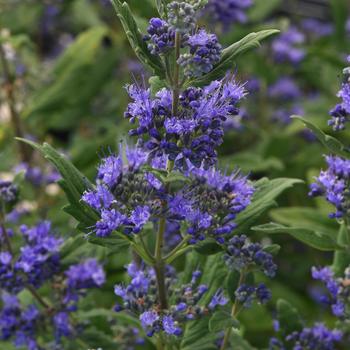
[
  {"left": 114, "top": 262, "right": 227, "bottom": 337},
  {"left": 309, "top": 155, "right": 350, "bottom": 219},
  {"left": 144, "top": 18, "right": 175, "bottom": 55},
  {"left": 272, "top": 27, "right": 305, "bottom": 65},
  {"left": 0, "top": 180, "right": 18, "bottom": 203},
  {"left": 124, "top": 79, "right": 246, "bottom": 170},
  {"left": 178, "top": 29, "right": 222, "bottom": 77},
  {"left": 224, "top": 235, "right": 277, "bottom": 277},
  {"left": 328, "top": 57, "right": 350, "bottom": 130},
  {"left": 203, "top": 0, "right": 253, "bottom": 30},
  {"left": 167, "top": 1, "right": 196, "bottom": 33},
  {"left": 268, "top": 77, "right": 301, "bottom": 101},
  {"left": 286, "top": 323, "right": 342, "bottom": 350},
  {"left": 301, "top": 19, "right": 334, "bottom": 39}
]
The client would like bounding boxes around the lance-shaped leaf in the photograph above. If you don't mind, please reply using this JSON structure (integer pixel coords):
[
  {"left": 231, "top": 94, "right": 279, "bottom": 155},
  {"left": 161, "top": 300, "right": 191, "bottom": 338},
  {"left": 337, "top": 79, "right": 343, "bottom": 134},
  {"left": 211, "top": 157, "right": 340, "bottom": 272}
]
[
  {"left": 292, "top": 115, "right": 350, "bottom": 159},
  {"left": 209, "top": 310, "right": 239, "bottom": 332},
  {"left": 17, "top": 138, "right": 99, "bottom": 231},
  {"left": 276, "top": 299, "right": 303, "bottom": 335},
  {"left": 235, "top": 178, "right": 303, "bottom": 234},
  {"left": 332, "top": 223, "right": 350, "bottom": 276},
  {"left": 111, "top": 0, "right": 164, "bottom": 76},
  {"left": 187, "top": 29, "right": 279, "bottom": 87},
  {"left": 252, "top": 222, "right": 345, "bottom": 251}
]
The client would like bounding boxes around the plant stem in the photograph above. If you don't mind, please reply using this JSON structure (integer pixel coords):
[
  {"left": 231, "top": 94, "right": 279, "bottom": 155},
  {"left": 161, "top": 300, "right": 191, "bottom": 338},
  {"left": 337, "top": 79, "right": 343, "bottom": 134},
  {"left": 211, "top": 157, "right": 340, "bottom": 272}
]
[
  {"left": 0, "top": 220, "right": 13, "bottom": 255},
  {"left": 154, "top": 216, "right": 168, "bottom": 310},
  {"left": 26, "top": 284, "right": 53, "bottom": 311},
  {"left": 220, "top": 271, "right": 246, "bottom": 350},
  {"left": 172, "top": 31, "right": 181, "bottom": 116},
  {"left": 0, "top": 43, "right": 31, "bottom": 162}
]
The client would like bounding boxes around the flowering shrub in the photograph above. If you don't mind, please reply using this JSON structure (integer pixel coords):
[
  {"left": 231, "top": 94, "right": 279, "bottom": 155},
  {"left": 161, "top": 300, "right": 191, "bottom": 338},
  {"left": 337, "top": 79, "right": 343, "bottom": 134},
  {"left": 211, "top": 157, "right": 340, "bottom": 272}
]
[{"left": 1, "top": 0, "right": 350, "bottom": 349}]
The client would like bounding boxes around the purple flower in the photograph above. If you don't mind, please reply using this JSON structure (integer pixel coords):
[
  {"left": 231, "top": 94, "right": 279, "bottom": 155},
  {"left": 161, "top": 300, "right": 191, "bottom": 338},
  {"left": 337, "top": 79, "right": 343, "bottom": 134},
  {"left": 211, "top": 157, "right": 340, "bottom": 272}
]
[
  {"left": 209, "top": 289, "right": 228, "bottom": 309},
  {"left": 268, "top": 77, "right": 301, "bottom": 101},
  {"left": 66, "top": 259, "right": 105, "bottom": 290},
  {"left": 178, "top": 29, "right": 222, "bottom": 77},
  {"left": 144, "top": 18, "right": 175, "bottom": 55},
  {"left": 162, "top": 315, "right": 181, "bottom": 335},
  {"left": 130, "top": 206, "right": 151, "bottom": 233},
  {"left": 272, "top": 27, "right": 305, "bottom": 65},
  {"left": 97, "top": 155, "right": 123, "bottom": 187},
  {"left": 309, "top": 156, "right": 350, "bottom": 219},
  {"left": 203, "top": 0, "right": 253, "bottom": 30}
]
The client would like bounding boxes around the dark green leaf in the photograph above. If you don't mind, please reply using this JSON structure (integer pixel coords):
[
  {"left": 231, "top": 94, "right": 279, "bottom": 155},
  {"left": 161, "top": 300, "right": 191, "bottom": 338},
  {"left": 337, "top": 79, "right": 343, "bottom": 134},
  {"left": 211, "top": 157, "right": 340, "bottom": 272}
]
[
  {"left": 17, "top": 139, "right": 99, "bottom": 232},
  {"left": 209, "top": 310, "right": 239, "bottom": 333},
  {"left": 181, "top": 317, "right": 218, "bottom": 350},
  {"left": 229, "top": 331, "right": 257, "bottom": 350},
  {"left": 88, "top": 234, "right": 131, "bottom": 252},
  {"left": 195, "top": 239, "right": 223, "bottom": 255},
  {"left": 226, "top": 270, "right": 240, "bottom": 302},
  {"left": 80, "top": 328, "right": 117, "bottom": 350},
  {"left": 149, "top": 75, "right": 168, "bottom": 95},
  {"left": 263, "top": 244, "right": 281, "bottom": 256},
  {"left": 111, "top": 0, "right": 164, "bottom": 76},
  {"left": 276, "top": 299, "right": 303, "bottom": 335},
  {"left": 235, "top": 178, "right": 303, "bottom": 233},
  {"left": 332, "top": 223, "right": 350, "bottom": 276},
  {"left": 292, "top": 115, "right": 350, "bottom": 159},
  {"left": 253, "top": 222, "right": 344, "bottom": 251}
]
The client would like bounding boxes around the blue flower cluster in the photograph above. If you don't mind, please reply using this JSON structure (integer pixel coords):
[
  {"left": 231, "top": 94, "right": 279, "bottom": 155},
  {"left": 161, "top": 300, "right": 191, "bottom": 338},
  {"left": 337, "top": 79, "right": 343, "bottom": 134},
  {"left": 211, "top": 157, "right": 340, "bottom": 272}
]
[
  {"left": 203, "top": 0, "right": 253, "bottom": 30},
  {"left": 270, "top": 323, "right": 342, "bottom": 350},
  {"left": 82, "top": 144, "right": 254, "bottom": 244},
  {"left": 287, "top": 323, "right": 342, "bottom": 350},
  {"left": 144, "top": 13, "right": 222, "bottom": 78},
  {"left": 272, "top": 27, "right": 305, "bottom": 65},
  {"left": 224, "top": 235, "right": 277, "bottom": 277},
  {"left": 223, "top": 235, "right": 276, "bottom": 307},
  {"left": 328, "top": 57, "right": 350, "bottom": 131},
  {"left": 0, "top": 256, "right": 105, "bottom": 348},
  {"left": 312, "top": 266, "right": 349, "bottom": 318},
  {"left": 125, "top": 80, "right": 246, "bottom": 169},
  {"left": 309, "top": 155, "right": 350, "bottom": 219},
  {"left": 114, "top": 262, "right": 227, "bottom": 337},
  {"left": 170, "top": 166, "right": 254, "bottom": 244},
  {"left": 0, "top": 293, "right": 41, "bottom": 350},
  {"left": 0, "top": 221, "right": 62, "bottom": 294},
  {"left": 178, "top": 30, "right": 222, "bottom": 77},
  {"left": 15, "top": 162, "right": 59, "bottom": 187},
  {"left": 0, "top": 180, "right": 18, "bottom": 204},
  {"left": 144, "top": 18, "right": 175, "bottom": 55}
]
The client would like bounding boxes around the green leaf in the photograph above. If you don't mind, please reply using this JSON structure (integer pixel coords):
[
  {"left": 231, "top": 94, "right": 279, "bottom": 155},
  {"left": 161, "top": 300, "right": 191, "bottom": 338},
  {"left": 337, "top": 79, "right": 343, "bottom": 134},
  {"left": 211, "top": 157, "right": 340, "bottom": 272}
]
[
  {"left": 111, "top": 0, "right": 164, "bottom": 76},
  {"left": 229, "top": 331, "right": 257, "bottom": 350},
  {"left": 248, "top": 0, "right": 281, "bottom": 22},
  {"left": 209, "top": 310, "right": 239, "bottom": 333},
  {"left": 24, "top": 27, "right": 119, "bottom": 130},
  {"left": 253, "top": 222, "right": 344, "bottom": 251},
  {"left": 88, "top": 234, "right": 131, "bottom": 251},
  {"left": 181, "top": 317, "right": 218, "bottom": 350},
  {"left": 270, "top": 207, "right": 338, "bottom": 237},
  {"left": 226, "top": 270, "right": 240, "bottom": 302},
  {"left": 276, "top": 299, "right": 303, "bottom": 335},
  {"left": 332, "top": 223, "right": 350, "bottom": 276},
  {"left": 292, "top": 115, "right": 350, "bottom": 159},
  {"left": 195, "top": 239, "right": 223, "bottom": 255},
  {"left": 263, "top": 244, "right": 281, "bottom": 256},
  {"left": 235, "top": 178, "right": 303, "bottom": 233},
  {"left": 80, "top": 328, "right": 117, "bottom": 350},
  {"left": 188, "top": 30, "right": 279, "bottom": 87},
  {"left": 17, "top": 139, "right": 99, "bottom": 232},
  {"left": 149, "top": 75, "right": 168, "bottom": 95}
]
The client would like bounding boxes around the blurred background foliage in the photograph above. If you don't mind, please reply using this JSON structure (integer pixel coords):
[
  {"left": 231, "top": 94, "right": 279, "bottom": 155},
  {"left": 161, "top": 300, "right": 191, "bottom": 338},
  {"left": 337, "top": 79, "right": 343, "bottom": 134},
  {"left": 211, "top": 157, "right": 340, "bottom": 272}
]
[{"left": 0, "top": 0, "right": 350, "bottom": 348}]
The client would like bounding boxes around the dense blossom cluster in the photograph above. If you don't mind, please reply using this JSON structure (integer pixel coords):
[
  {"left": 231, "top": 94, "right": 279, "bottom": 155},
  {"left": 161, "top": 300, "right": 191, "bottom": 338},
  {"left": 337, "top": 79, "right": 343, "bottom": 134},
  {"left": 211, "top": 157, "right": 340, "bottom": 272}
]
[
  {"left": 223, "top": 235, "right": 276, "bottom": 307},
  {"left": 224, "top": 235, "right": 277, "bottom": 277},
  {"left": 309, "top": 155, "right": 350, "bottom": 219},
  {"left": 328, "top": 57, "right": 350, "bottom": 131},
  {"left": 125, "top": 80, "right": 246, "bottom": 169},
  {"left": 0, "top": 293, "right": 41, "bottom": 350},
  {"left": 272, "top": 27, "right": 305, "bottom": 65},
  {"left": 0, "top": 180, "right": 18, "bottom": 204},
  {"left": 312, "top": 266, "right": 350, "bottom": 318},
  {"left": 0, "top": 221, "right": 62, "bottom": 293},
  {"left": 270, "top": 323, "right": 342, "bottom": 350},
  {"left": 203, "top": 0, "right": 253, "bottom": 30},
  {"left": 114, "top": 262, "right": 227, "bottom": 337},
  {"left": 178, "top": 30, "right": 222, "bottom": 77}
]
